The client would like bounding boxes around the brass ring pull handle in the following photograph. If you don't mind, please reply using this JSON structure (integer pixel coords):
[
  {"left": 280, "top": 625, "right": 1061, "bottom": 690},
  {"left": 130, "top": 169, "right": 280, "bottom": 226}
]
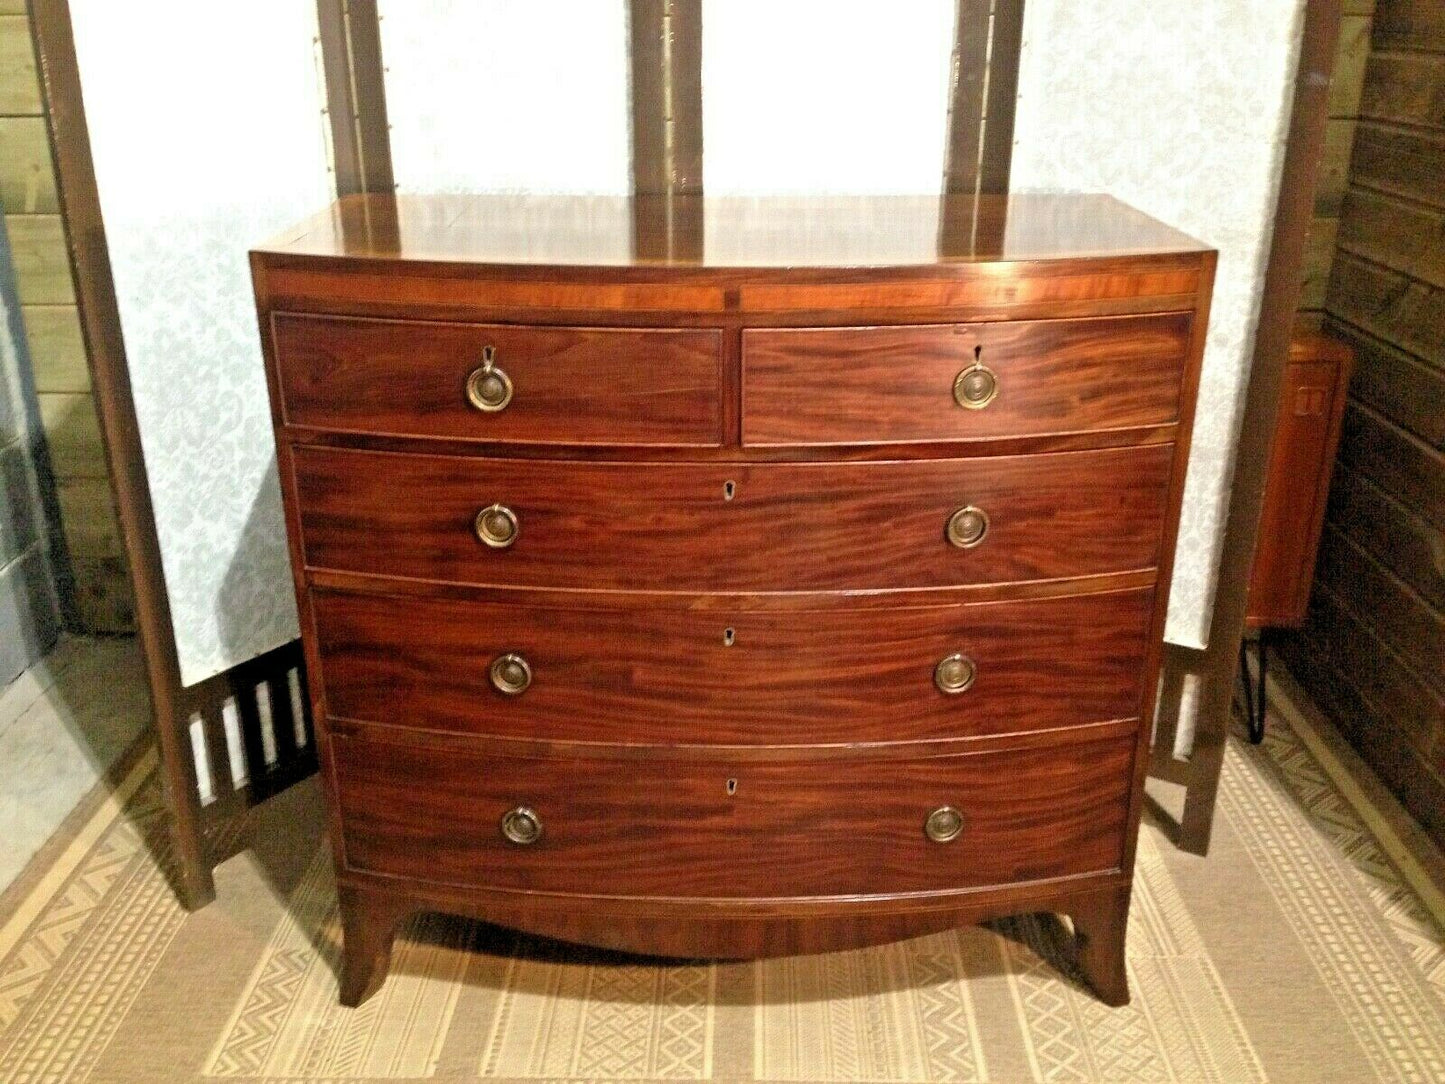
[
  {"left": 924, "top": 806, "right": 965, "bottom": 843},
  {"left": 489, "top": 653, "right": 532, "bottom": 695},
  {"left": 474, "top": 503, "right": 519, "bottom": 548},
  {"left": 953, "top": 363, "right": 998, "bottom": 409},
  {"left": 934, "top": 653, "right": 977, "bottom": 695},
  {"left": 501, "top": 806, "right": 542, "bottom": 845},
  {"left": 466, "top": 345, "right": 513, "bottom": 412},
  {"left": 946, "top": 505, "right": 989, "bottom": 549}
]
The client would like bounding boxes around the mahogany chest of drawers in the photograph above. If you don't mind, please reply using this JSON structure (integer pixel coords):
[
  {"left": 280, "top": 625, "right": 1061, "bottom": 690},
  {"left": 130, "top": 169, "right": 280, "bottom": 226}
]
[{"left": 251, "top": 193, "right": 1215, "bottom": 1008}]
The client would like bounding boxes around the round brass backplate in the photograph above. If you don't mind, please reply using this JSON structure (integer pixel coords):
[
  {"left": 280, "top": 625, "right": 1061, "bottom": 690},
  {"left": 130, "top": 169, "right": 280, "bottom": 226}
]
[
  {"left": 953, "top": 363, "right": 998, "bottom": 410},
  {"left": 946, "top": 505, "right": 989, "bottom": 549},
  {"left": 501, "top": 806, "right": 542, "bottom": 845},
  {"left": 490, "top": 653, "right": 532, "bottom": 695},
  {"left": 465, "top": 346, "right": 513, "bottom": 412},
  {"left": 474, "top": 503, "right": 519, "bottom": 548},
  {"left": 924, "top": 806, "right": 965, "bottom": 844},
  {"left": 934, "top": 653, "right": 977, "bottom": 695}
]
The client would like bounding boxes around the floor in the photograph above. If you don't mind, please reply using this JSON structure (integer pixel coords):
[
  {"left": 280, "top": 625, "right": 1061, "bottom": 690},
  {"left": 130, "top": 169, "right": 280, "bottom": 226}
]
[
  {"left": 0, "top": 635, "right": 149, "bottom": 894},
  {"left": 0, "top": 639, "right": 1442, "bottom": 1083}
]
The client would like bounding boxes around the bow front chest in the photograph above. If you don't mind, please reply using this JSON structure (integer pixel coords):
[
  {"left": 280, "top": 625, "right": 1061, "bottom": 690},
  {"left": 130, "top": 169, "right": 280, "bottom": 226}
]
[{"left": 252, "top": 193, "right": 1214, "bottom": 1007}]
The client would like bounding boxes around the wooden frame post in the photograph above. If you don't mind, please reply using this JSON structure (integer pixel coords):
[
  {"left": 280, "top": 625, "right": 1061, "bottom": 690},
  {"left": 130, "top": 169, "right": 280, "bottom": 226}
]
[
  {"left": 1150, "top": 0, "right": 1345, "bottom": 853},
  {"left": 27, "top": 0, "right": 215, "bottom": 907}
]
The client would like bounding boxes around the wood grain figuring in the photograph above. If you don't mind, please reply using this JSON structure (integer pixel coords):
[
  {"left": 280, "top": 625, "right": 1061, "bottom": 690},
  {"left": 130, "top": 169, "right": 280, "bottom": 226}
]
[
  {"left": 251, "top": 193, "right": 1215, "bottom": 1005},
  {"left": 742, "top": 314, "right": 1190, "bottom": 445},
  {"left": 312, "top": 586, "right": 1153, "bottom": 745},
  {"left": 272, "top": 314, "right": 724, "bottom": 446},
  {"left": 1247, "top": 339, "right": 1354, "bottom": 628},
  {"left": 292, "top": 445, "right": 1172, "bottom": 592},
  {"left": 1290, "top": 0, "right": 1445, "bottom": 849},
  {"left": 331, "top": 725, "right": 1133, "bottom": 899}
]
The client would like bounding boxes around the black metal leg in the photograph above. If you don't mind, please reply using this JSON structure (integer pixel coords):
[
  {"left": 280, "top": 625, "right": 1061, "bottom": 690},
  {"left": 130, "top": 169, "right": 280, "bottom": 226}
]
[{"left": 1237, "top": 632, "right": 1269, "bottom": 744}]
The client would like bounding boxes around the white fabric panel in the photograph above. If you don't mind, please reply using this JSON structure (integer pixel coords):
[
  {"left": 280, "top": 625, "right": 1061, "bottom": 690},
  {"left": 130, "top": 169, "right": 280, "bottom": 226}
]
[
  {"left": 70, "top": 2, "right": 333, "bottom": 685},
  {"left": 380, "top": 0, "right": 630, "bottom": 196},
  {"left": 1011, "top": 1, "right": 1306, "bottom": 649},
  {"left": 702, "top": 0, "right": 955, "bottom": 196}
]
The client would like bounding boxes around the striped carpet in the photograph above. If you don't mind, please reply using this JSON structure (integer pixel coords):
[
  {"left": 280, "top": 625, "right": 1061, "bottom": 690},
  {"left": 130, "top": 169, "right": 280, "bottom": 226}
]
[{"left": 1, "top": 692, "right": 1442, "bottom": 1083}]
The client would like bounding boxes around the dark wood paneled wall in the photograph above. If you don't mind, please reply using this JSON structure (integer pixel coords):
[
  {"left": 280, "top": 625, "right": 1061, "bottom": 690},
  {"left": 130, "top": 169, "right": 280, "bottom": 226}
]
[{"left": 1281, "top": 0, "right": 1445, "bottom": 847}]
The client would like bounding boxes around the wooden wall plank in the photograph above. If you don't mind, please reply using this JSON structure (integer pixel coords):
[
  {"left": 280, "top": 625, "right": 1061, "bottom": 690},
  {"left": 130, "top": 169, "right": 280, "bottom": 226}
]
[
  {"left": 20, "top": 303, "right": 89, "bottom": 393},
  {"left": 1337, "top": 187, "right": 1445, "bottom": 289},
  {"left": 1326, "top": 462, "right": 1445, "bottom": 611},
  {"left": 1359, "top": 53, "right": 1445, "bottom": 130},
  {"left": 4, "top": 214, "right": 73, "bottom": 303},
  {"left": 1316, "top": 524, "right": 1444, "bottom": 692},
  {"left": 1331, "top": 15, "right": 1375, "bottom": 118},
  {"left": 1278, "top": 623, "right": 1445, "bottom": 845},
  {"left": 0, "top": 14, "right": 40, "bottom": 115},
  {"left": 1337, "top": 400, "right": 1445, "bottom": 527},
  {"left": 1300, "top": 217, "right": 1341, "bottom": 309},
  {"left": 1329, "top": 321, "right": 1445, "bottom": 447},
  {"left": 36, "top": 391, "right": 107, "bottom": 478},
  {"left": 1303, "top": 580, "right": 1443, "bottom": 755},
  {"left": 55, "top": 476, "right": 123, "bottom": 559},
  {"left": 1372, "top": 0, "right": 1445, "bottom": 52},
  {"left": 1292, "top": 0, "right": 1445, "bottom": 853},
  {"left": 1327, "top": 253, "right": 1445, "bottom": 370},
  {"left": 0, "top": 117, "right": 58, "bottom": 213},
  {"left": 68, "top": 554, "right": 131, "bottom": 631},
  {"left": 1315, "top": 118, "right": 1357, "bottom": 217},
  {"left": 1349, "top": 123, "right": 1445, "bottom": 208}
]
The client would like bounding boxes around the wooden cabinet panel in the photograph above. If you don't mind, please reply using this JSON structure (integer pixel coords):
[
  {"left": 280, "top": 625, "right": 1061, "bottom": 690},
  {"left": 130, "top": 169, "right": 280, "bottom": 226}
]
[
  {"left": 743, "top": 314, "right": 1190, "bottom": 445},
  {"left": 332, "top": 727, "right": 1133, "bottom": 899},
  {"left": 293, "top": 444, "right": 1173, "bottom": 592},
  {"left": 313, "top": 585, "right": 1154, "bottom": 745},
  {"left": 272, "top": 314, "right": 724, "bottom": 446}
]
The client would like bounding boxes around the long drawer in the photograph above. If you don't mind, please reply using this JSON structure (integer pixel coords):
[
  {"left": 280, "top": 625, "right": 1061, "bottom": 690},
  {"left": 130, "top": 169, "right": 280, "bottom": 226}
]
[
  {"left": 332, "top": 728, "right": 1134, "bottom": 898},
  {"left": 293, "top": 444, "right": 1172, "bottom": 591},
  {"left": 313, "top": 586, "right": 1153, "bottom": 744},
  {"left": 742, "top": 313, "right": 1191, "bottom": 445},
  {"left": 271, "top": 314, "right": 724, "bottom": 446}
]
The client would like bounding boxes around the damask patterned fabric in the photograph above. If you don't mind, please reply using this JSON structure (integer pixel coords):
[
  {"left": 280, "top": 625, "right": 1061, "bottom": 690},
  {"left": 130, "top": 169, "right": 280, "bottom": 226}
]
[
  {"left": 63, "top": 1, "right": 1304, "bottom": 684},
  {"left": 68, "top": 2, "right": 333, "bottom": 685},
  {"left": 1012, "top": 0, "right": 1308, "bottom": 649}
]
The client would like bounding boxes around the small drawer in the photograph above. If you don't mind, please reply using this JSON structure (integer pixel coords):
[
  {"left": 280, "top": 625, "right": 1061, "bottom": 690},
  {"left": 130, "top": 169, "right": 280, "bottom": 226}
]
[
  {"left": 313, "top": 586, "right": 1154, "bottom": 745},
  {"left": 271, "top": 313, "right": 724, "bottom": 446},
  {"left": 742, "top": 313, "right": 1191, "bottom": 445},
  {"left": 293, "top": 444, "right": 1172, "bottom": 592},
  {"left": 332, "top": 728, "right": 1134, "bottom": 898}
]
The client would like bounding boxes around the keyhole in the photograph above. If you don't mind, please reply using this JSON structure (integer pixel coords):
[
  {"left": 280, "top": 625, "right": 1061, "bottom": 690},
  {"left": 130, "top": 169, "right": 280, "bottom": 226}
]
[
  {"left": 723, "top": 480, "right": 736, "bottom": 501},
  {"left": 723, "top": 627, "right": 736, "bottom": 646},
  {"left": 726, "top": 778, "right": 738, "bottom": 796},
  {"left": 974, "top": 344, "right": 983, "bottom": 362}
]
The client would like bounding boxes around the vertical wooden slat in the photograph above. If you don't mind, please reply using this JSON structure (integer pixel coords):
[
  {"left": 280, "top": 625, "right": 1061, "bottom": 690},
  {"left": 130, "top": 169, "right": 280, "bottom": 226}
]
[
  {"left": 27, "top": 0, "right": 216, "bottom": 907},
  {"left": 629, "top": 0, "right": 702, "bottom": 260},
  {"left": 941, "top": 0, "right": 992, "bottom": 197},
  {"left": 316, "top": 0, "right": 393, "bottom": 196},
  {"left": 979, "top": 0, "right": 1026, "bottom": 195},
  {"left": 266, "top": 672, "right": 300, "bottom": 765},
  {"left": 1163, "top": 0, "right": 1345, "bottom": 854},
  {"left": 940, "top": 1, "right": 1027, "bottom": 256}
]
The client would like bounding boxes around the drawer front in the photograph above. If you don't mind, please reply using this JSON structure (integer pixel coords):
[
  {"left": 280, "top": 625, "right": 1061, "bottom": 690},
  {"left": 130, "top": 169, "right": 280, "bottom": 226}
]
[
  {"left": 742, "top": 314, "right": 1191, "bottom": 445},
  {"left": 314, "top": 587, "right": 1153, "bottom": 744},
  {"left": 272, "top": 314, "right": 724, "bottom": 446},
  {"left": 294, "top": 444, "right": 1172, "bottom": 591},
  {"left": 332, "top": 730, "right": 1133, "bottom": 898}
]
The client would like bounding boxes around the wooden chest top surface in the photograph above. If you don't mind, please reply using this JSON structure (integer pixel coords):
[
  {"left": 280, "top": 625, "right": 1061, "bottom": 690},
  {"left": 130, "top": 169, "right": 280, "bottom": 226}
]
[{"left": 255, "top": 192, "right": 1209, "bottom": 272}]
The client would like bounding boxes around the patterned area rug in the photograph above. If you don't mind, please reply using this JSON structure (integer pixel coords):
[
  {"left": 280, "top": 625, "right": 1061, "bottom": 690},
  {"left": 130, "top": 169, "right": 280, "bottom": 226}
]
[{"left": 1, "top": 708, "right": 1443, "bottom": 1084}]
